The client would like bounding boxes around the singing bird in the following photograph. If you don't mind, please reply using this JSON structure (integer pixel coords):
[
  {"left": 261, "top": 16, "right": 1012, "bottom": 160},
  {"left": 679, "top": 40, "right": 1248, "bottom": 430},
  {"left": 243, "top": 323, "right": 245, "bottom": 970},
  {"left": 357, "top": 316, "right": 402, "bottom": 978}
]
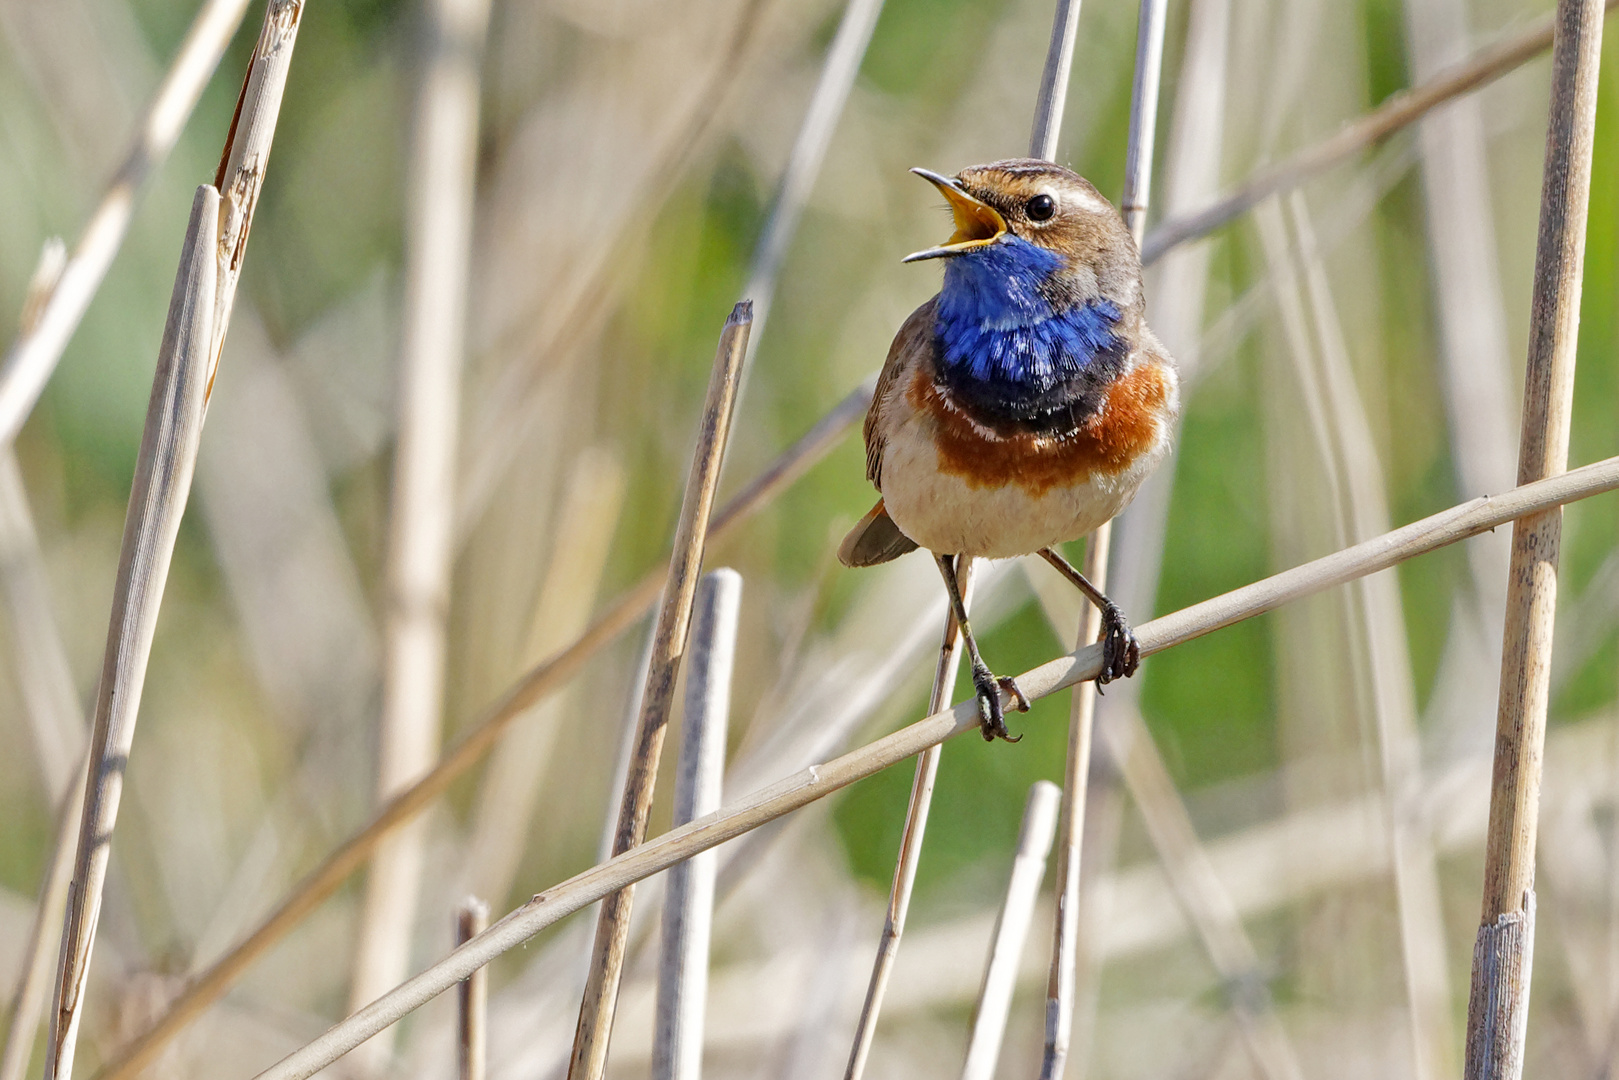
[{"left": 838, "top": 159, "right": 1179, "bottom": 741}]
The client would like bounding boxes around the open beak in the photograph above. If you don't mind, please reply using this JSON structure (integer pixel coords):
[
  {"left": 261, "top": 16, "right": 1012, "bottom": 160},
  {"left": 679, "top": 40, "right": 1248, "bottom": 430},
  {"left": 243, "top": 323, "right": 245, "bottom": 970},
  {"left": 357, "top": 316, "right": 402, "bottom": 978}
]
[{"left": 902, "top": 168, "right": 1008, "bottom": 262}]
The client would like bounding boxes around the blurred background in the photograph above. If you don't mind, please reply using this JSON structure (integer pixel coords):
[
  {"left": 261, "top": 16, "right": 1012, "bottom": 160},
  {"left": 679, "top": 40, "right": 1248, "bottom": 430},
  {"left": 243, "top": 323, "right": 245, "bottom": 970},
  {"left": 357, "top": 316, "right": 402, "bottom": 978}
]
[{"left": 0, "top": 0, "right": 1617, "bottom": 1076}]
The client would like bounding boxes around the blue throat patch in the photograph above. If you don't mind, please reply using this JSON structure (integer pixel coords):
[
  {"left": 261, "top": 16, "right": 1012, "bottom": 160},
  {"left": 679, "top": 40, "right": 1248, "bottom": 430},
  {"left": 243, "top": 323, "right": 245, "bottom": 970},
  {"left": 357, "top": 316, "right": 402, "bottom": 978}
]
[{"left": 934, "top": 236, "right": 1122, "bottom": 413}]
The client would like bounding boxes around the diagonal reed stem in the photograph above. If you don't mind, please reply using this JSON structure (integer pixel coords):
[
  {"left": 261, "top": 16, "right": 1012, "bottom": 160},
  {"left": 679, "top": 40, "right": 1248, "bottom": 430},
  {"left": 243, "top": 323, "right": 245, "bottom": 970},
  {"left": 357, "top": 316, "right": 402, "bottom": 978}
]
[
  {"left": 1140, "top": 0, "right": 1619, "bottom": 265},
  {"left": 43, "top": 183, "right": 219, "bottom": 1080},
  {"left": 250, "top": 451, "right": 1619, "bottom": 1080},
  {"left": 566, "top": 303, "right": 753, "bottom": 1080},
  {"left": 0, "top": 0, "right": 251, "bottom": 449},
  {"left": 1042, "top": 2, "right": 1165, "bottom": 1076},
  {"left": 1464, "top": 1, "right": 1605, "bottom": 1077}
]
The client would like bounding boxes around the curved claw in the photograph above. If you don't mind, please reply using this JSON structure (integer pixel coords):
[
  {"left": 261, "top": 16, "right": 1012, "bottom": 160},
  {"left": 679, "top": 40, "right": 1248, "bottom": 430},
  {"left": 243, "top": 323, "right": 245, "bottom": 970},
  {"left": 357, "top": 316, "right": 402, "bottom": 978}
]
[
  {"left": 972, "top": 666, "right": 1024, "bottom": 743},
  {"left": 1096, "top": 603, "right": 1141, "bottom": 686}
]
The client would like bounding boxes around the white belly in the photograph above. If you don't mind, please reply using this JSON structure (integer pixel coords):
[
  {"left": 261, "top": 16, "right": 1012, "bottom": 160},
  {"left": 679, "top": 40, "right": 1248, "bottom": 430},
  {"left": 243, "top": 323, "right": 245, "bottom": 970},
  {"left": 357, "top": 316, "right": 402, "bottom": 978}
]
[{"left": 878, "top": 412, "right": 1169, "bottom": 559}]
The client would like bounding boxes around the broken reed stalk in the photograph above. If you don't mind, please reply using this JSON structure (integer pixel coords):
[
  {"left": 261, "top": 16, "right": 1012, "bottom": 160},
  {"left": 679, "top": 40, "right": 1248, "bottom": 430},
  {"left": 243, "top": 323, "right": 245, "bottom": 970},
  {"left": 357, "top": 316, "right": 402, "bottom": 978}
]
[
  {"left": 1042, "top": 2, "right": 1166, "bottom": 1076},
  {"left": 42, "top": 184, "right": 219, "bottom": 1080},
  {"left": 842, "top": 563, "right": 974, "bottom": 1080},
  {"left": 1464, "top": 1, "right": 1605, "bottom": 1076},
  {"left": 348, "top": 0, "right": 494, "bottom": 1064},
  {"left": 456, "top": 899, "right": 489, "bottom": 1080},
  {"left": 89, "top": 15, "right": 1587, "bottom": 1063},
  {"left": 249, "top": 453, "right": 1619, "bottom": 1080},
  {"left": 841, "top": 2, "right": 1090, "bottom": 1071},
  {"left": 1141, "top": 0, "right": 1619, "bottom": 264},
  {"left": 0, "top": 0, "right": 252, "bottom": 448},
  {"left": 566, "top": 303, "right": 752, "bottom": 1080},
  {"left": 204, "top": 0, "right": 307, "bottom": 388},
  {"left": 653, "top": 570, "right": 742, "bottom": 1080},
  {"left": 960, "top": 781, "right": 1061, "bottom": 1080}
]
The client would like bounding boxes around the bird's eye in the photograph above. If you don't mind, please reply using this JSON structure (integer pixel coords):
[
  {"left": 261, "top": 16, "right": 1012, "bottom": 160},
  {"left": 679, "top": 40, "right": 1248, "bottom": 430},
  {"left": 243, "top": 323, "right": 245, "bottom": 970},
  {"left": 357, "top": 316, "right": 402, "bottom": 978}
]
[{"left": 1026, "top": 194, "right": 1056, "bottom": 221}]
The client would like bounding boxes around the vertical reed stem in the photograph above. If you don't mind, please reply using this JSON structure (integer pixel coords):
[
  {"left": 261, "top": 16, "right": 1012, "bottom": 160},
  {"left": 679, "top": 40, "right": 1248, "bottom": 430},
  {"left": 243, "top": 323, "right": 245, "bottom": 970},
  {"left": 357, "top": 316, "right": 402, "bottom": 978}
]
[
  {"left": 653, "top": 570, "right": 743, "bottom": 1080},
  {"left": 1042, "top": 2, "right": 1166, "bottom": 1076},
  {"left": 456, "top": 899, "right": 489, "bottom": 1080},
  {"left": 1465, "top": 1, "right": 1605, "bottom": 1077},
  {"left": 349, "top": 0, "right": 494, "bottom": 1061},
  {"left": 961, "top": 781, "right": 1061, "bottom": 1080},
  {"left": 566, "top": 304, "right": 752, "bottom": 1080},
  {"left": 842, "top": 562, "right": 973, "bottom": 1080}
]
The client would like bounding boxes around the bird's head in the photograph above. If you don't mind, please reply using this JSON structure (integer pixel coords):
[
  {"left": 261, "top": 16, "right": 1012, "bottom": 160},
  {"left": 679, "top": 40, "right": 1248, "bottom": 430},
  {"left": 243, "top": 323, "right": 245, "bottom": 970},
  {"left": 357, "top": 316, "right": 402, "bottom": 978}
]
[{"left": 905, "top": 159, "right": 1140, "bottom": 310}]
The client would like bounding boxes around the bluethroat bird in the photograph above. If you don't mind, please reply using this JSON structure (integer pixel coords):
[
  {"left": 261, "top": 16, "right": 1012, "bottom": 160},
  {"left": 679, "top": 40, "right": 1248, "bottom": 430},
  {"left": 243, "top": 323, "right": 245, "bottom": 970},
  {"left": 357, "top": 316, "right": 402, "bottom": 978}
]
[{"left": 838, "top": 159, "right": 1180, "bottom": 742}]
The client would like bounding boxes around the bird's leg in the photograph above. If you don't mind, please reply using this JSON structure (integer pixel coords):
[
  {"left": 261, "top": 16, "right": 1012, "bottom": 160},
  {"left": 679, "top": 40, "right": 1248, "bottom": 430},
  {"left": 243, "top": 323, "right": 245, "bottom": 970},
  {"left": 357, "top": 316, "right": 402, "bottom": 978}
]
[
  {"left": 935, "top": 554, "right": 1028, "bottom": 742},
  {"left": 1037, "top": 546, "right": 1141, "bottom": 685}
]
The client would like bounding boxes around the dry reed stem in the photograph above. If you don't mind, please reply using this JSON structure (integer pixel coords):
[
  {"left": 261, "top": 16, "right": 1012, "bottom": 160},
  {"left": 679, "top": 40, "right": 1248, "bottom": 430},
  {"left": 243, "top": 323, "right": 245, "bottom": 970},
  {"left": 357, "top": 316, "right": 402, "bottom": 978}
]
[
  {"left": 1466, "top": 1, "right": 1605, "bottom": 1076},
  {"left": 456, "top": 898, "right": 489, "bottom": 1080},
  {"left": 1139, "top": 0, "right": 1619, "bottom": 265},
  {"left": 87, "top": 11, "right": 1594, "bottom": 1055},
  {"left": 960, "top": 781, "right": 1060, "bottom": 1080},
  {"left": 1042, "top": 3, "right": 1165, "bottom": 1075},
  {"left": 347, "top": 0, "right": 493, "bottom": 1064},
  {"left": 0, "top": 0, "right": 251, "bottom": 448},
  {"left": 43, "top": 183, "right": 219, "bottom": 1080},
  {"left": 841, "top": 563, "right": 973, "bottom": 1080},
  {"left": 654, "top": 570, "right": 742, "bottom": 1080},
  {"left": 205, "top": 0, "right": 305, "bottom": 392},
  {"left": 1028, "top": 0, "right": 1082, "bottom": 161},
  {"left": 567, "top": 303, "right": 753, "bottom": 1080},
  {"left": 249, "top": 452, "right": 1619, "bottom": 1080}
]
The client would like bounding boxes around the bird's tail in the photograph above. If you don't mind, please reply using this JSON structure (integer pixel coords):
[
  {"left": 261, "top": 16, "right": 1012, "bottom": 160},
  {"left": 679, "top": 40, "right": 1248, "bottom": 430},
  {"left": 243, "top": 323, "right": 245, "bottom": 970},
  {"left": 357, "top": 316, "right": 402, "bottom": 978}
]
[{"left": 837, "top": 500, "right": 919, "bottom": 567}]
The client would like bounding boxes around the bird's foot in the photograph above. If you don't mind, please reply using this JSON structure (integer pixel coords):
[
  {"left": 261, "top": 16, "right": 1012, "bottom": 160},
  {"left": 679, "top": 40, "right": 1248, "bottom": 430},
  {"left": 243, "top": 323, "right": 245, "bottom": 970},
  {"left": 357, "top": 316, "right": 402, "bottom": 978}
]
[
  {"left": 1096, "top": 602, "right": 1141, "bottom": 687},
  {"left": 972, "top": 665, "right": 1029, "bottom": 742}
]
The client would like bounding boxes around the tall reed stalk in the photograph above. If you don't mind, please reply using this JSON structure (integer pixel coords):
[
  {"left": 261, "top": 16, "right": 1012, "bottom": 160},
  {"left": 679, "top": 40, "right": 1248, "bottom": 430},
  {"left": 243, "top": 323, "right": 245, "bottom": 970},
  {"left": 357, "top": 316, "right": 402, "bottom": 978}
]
[
  {"left": 1465, "top": 1, "right": 1605, "bottom": 1076},
  {"left": 566, "top": 304, "right": 752, "bottom": 1080},
  {"left": 348, "top": 0, "right": 493, "bottom": 1068},
  {"left": 1041, "top": 2, "right": 1165, "bottom": 1076}
]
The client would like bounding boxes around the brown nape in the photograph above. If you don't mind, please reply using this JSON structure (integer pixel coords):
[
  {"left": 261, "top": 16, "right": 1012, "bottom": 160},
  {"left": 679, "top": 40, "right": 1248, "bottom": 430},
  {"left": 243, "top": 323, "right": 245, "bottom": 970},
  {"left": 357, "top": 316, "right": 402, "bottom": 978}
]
[{"left": 909, "top": 358, "right": 1171, "bottom": 498}]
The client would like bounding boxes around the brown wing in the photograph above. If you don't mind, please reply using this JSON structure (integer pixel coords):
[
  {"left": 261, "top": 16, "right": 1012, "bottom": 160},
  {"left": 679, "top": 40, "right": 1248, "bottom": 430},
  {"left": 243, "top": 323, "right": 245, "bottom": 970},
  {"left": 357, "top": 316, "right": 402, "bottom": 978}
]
[{"left": 864, "top": 296, "right": 939, "bottom": 489}]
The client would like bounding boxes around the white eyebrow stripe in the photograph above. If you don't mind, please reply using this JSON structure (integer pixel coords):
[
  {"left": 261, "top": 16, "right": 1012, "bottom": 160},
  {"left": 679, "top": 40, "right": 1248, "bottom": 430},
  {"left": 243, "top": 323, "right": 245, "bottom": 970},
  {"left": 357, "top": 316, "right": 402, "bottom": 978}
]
[{"left": 1065, "top": 187, "right": 1109, "bottom": 213}]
